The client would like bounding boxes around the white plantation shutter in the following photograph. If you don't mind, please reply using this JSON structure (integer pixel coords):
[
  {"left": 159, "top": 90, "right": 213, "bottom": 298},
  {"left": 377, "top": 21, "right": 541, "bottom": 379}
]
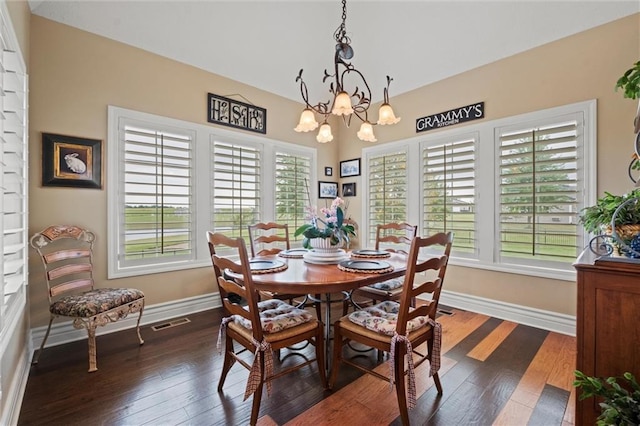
[
  {"left": 423, "top": 136, "right": 476, "bottom": 255},
  {"left": 0, "top": 8, "right": 27, "bottom": 334},
  {"left": 367, "top": 150, "right": 408, "bottom": 244},
  {"left": 211, "top": 140, "right": 261, "bottom": 240},
  {"left": 275, "top": 151, "right": 312, "bottom": 239},
  {"left": 498, "top": 117, "right": 580, "bottom": 263},
  {"left": 120, "top": 123, "right": 194, "bottom": 268}
]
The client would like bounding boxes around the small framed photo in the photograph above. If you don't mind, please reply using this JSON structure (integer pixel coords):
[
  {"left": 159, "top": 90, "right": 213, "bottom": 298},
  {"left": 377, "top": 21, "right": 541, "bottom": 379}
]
[
  {"left": 318, "top": 181, "right": 338, "bottom": 199},
  {"left": 324, "top": 166, "right": 333, "bottom": 176},
  {"left": 42, "top": 133, "right": 102, "bottom": 189},
  {"left": 340, "top": 158, "right": 361, "bottom": 178},
  {"left": 342, "top": 182, "right": 356, "bottom": 197}
]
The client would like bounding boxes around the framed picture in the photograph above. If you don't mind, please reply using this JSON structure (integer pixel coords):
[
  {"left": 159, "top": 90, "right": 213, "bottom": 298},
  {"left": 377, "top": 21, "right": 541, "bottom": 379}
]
[
  {"left": 340, "top": 158, "right": 361, "bottom": 178},
  {"left": 324, "top": 166, "right": 333, "bottom": 176},
  {"left": 318, "top": 181, "right": 338, "bottom": 199},
  {"left": 342, "top": 182, "right": 356, "bottom": 197},
  {"left": 42, "top": 133, "right": 102, "bottom": 189}
]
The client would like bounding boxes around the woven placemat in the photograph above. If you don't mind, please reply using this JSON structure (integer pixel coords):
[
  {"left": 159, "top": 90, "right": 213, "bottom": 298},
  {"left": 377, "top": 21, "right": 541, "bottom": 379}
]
[{"left": 250, "top": 263, "right": 288, "bottom": 274}]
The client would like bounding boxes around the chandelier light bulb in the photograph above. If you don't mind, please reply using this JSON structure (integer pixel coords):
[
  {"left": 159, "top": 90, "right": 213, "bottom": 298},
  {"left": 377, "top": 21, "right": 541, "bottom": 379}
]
[
  {"left": 294, "top": 108, "right": 319, "bottom": 132},
  {"left": 377, "top": 103, "right": 401, "bottom": 125},
  {"left": 357, "top": 121, "right": 377, "bottom": 142},
  {"left": 331, "top": 91, "right": 354, "bottom": 116},
  {"left": 316, "top": 123, "right": 334, "bottom": 143}
]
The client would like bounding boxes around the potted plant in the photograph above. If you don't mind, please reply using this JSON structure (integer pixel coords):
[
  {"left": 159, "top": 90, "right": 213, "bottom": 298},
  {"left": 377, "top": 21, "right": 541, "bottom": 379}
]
[
  {"left": 574, "top": 370, "right": 640, "bottom": 425},
  {"left": 294, "top": 196, "right": 356, "bottom": 250},
  {"left": 579, "top": 189, "right": 640, "bottom": 255}
]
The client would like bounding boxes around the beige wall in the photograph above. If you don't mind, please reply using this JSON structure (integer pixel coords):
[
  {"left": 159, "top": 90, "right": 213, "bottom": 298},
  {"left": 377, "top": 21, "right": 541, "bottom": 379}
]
[
  {"left": 338, "top": 13, "right": 640, "bottom": 315},
  {"left": 28, "top": 16, "right": 339, "bottom": 327},
  {"left": 28, "top": 13, "right": 640, "bottom": 328}
]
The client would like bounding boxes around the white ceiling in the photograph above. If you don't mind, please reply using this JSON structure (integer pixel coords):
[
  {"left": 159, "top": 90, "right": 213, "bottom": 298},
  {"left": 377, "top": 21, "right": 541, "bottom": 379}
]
[{"left": 28, "top": 1, "right": 640, "bottom": 103}]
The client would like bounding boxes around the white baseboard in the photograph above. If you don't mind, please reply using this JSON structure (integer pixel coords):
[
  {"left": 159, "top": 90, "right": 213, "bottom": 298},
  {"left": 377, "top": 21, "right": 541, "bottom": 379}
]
[
  {"left": 438, "top": 290, "right": 576, "bottom": 336},
  {"left": 31, "top": 293, "right": 222, "bottom": 350},
  {"left": 1, "top": 342, "right": 31, "bottom": 426}
]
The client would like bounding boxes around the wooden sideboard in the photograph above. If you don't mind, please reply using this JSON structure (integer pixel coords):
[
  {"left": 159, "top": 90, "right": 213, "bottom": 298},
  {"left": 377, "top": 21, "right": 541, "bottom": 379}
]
[{"left": 574, "top": 249, "right": 640, "bottom": 425}]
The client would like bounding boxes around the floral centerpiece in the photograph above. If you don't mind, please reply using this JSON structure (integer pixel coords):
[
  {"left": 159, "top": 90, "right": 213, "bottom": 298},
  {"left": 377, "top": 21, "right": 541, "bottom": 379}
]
[{"left": 294, "top": 197, "right": 356, "bottom": 249}]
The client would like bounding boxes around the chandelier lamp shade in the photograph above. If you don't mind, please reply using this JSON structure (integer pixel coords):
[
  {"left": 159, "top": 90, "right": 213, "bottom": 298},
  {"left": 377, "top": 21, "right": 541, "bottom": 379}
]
[{"left": 294, "top": 0, "right": 401, "bottom": 143}]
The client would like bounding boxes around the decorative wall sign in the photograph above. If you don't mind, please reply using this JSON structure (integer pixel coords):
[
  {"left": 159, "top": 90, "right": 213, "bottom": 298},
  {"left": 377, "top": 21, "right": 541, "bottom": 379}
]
[
  {"left": 42, "top": 133, "right": 103, "bottom": 189},
  {"left": 207, "top": 93, "right": 266, "bottom": 134},
  {"left": 416, "top": 102, "right": 484, "bottom": 133}
]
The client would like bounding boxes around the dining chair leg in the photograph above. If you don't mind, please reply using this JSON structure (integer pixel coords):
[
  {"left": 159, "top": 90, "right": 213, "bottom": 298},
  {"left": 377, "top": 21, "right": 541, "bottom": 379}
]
[
  {"left": 87, "top": 326, "right": 98, "bottom": 372},
  {"left": 314, "top": 294, "right": 322, "bottom": 321},
  {"left": 32, "top": 315, "right": 54, "bottom": 365},
  {"left": 314, "top": 325, "right": 328, "bottom": 389},
  {"left": 328, "top": 322, "right": 344, "bottom": 389},
  {"left": 217, "top": 335, "right": 236, "bottom": 391},
  {"left": 249, "top": 371, "right": 265, "bottom": 426},
  {"left": 394, "top": 343, "right": 410, "bottom": 426}
]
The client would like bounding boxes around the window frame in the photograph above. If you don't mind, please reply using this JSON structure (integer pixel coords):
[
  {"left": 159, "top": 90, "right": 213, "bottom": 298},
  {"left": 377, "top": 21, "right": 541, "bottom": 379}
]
[
  {"left": 107, "top": 106, "right": 316, "bottom": 278},
  {"left": 361, "top": 100, "right": 596, "bottom": 281}
]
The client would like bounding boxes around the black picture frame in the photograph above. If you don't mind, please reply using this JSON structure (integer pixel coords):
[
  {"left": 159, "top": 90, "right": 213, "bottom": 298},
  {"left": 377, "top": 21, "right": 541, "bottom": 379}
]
[
  {"left": 342, "top": 182, "right": 356, "bottom": 197},
  {"left": 42, "top": 133, "right": 102, "bottom": 189},
  {"left": 340, "top": 158, "right": 361, "bottom": 178},
  {"left": 324, "top": 166, "right": 333, "bottom": 176},
  {"left": 318, "top": 181, "right": 338, "bottom": 199}
]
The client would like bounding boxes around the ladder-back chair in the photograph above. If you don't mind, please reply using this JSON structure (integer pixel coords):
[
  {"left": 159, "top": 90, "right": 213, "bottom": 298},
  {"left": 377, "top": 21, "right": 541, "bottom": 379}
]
[
  {"left": 330, "top": 232, "right": 453, "bottom": 425},
  {"left": 30, "top": 225, "right": 145, "bottom": 372},
  {"left": 209, "top": 232, "right": 327, "bottom": 426}
]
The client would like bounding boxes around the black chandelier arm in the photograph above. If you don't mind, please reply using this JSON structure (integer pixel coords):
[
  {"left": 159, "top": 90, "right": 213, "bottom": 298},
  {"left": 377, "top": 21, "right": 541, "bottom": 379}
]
[
  {"left": 339, "top": 65, "right": 372, "bottom": 110},
  {"left": 296, "top": 69, "right": 332, "bottom": 116}
]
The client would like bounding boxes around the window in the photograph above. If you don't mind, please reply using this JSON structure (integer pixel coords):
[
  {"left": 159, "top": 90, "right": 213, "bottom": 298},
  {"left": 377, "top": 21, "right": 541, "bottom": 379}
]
[
  {"left": 274, "top": 152, "right": 312, "bottom": 242},
  {"left": 108, "top": 107, "right": 316, "bottom": 277},
  {"left": 366, "top": 149, "right": 408, "bottom": 244},
  {"left": 497, "top": 116, "right": 580, "bottom": 265},
  {"left": 0, "top": 5, "right": 28, "bottom": 340},
  {"left": 423, "top": 135, "right": 477, "bottom": 256},
  {"left": 211, "top": 140, "right": 261, "bottom": 240},
  {"left": 361, "top": 101, "right": 594, "bottom": 280},
  {"left": 110, "top": 117, "right": 195, "bottom": 275}
]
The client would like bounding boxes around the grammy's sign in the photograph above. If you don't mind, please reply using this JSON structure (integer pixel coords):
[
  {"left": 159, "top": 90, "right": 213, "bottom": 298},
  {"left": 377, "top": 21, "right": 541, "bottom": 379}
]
[{"left": 416, "top": 102, "right": 484, "bottom": 133}]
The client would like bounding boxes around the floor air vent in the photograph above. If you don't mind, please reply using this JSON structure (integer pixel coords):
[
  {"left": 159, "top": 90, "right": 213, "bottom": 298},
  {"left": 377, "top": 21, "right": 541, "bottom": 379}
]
[
  {"left": 437, "top": 308, "right": 454, "bottom": 316},
  {"left": 151, "top": 317, "right": 191, "bottom": 331}
]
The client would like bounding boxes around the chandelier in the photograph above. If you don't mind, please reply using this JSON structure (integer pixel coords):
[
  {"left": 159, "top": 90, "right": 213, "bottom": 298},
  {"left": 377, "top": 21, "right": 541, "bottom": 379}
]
[{"left": 294, "top": 0, "right": 401, "bottom": 143}]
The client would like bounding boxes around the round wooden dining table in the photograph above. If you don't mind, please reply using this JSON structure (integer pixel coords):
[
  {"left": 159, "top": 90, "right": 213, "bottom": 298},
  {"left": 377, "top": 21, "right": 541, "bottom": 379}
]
[{"left": 228, "top": 251, "right": 411, "bottom": 370}]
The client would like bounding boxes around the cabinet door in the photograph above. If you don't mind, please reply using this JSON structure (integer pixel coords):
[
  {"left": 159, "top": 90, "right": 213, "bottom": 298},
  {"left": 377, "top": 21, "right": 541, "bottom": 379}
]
[{"left": 577, "top": 263, "right": 640, "bottom": 425}]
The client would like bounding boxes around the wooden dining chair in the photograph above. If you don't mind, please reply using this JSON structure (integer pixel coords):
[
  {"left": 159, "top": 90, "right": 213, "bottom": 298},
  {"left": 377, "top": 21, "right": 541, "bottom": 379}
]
[
  {"left": 30, "top": 225, "right": 145, "bottom": 372},
  {"left": 330, "top": 232, "right": 453, "bottom": 426},
  {"left": 346, "top": 222, "right": 418, "bottom": 313},
  {"left": 209, "top": 232, "right": 327, "bottom": 426},
  {"left": 248, "top": 222, "right": 290, "bottom": 257},
  {"left": 248, "top": 222, "right": 322, "bottom": 319}
]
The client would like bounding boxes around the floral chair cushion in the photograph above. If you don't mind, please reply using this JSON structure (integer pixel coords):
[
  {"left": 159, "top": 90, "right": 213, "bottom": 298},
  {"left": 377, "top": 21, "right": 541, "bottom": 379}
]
[
  {"left": 348, "top": 300, "right": 429, "bottom": 336},
  {"left": 367, "top": 277, "right": 404, "bottom": 291},
  {"left": 233, "top": 299, "right": 313, "bottom": 334},
  {"left": 50, "top": 288, "right": 145, "bottom": 317}
]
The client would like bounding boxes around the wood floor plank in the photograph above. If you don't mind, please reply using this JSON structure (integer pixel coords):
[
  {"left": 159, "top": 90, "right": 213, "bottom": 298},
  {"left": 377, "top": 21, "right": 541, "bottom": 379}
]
[
  {"left": 547, "top": 333, "right": 577, "bottom": 392},
  {"left": 527, "top": 384, "right": 571, "bottom": 426},
  {"left": 467, "top": 320, "right": 518, "bottom": 361},
  {"left": 509, "top": 331, "right": 566, "bottom": 409},
  {"left": 491, "top": 399, "right": 534, "bottom": 426}
]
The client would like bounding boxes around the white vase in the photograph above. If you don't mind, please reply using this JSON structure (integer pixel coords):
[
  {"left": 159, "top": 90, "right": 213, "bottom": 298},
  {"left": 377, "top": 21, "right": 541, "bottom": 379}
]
[{"left": 309, "top": 237, "right": 343, "bottom": 253}]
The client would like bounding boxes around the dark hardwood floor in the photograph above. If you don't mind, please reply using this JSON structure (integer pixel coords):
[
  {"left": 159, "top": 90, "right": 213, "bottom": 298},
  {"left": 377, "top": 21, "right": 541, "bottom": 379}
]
[{"left": 18, "top": 303, "right": 576, "bottom": 425}]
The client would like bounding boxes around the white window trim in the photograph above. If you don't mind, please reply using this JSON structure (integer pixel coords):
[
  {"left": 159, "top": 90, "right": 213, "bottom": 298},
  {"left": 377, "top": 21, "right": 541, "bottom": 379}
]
[
  {"left": 107, "top": 106, "right": 316, "bottom": 278},
  {"left": 362, "top": 100, "right": 596, "bottom": 282}
]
